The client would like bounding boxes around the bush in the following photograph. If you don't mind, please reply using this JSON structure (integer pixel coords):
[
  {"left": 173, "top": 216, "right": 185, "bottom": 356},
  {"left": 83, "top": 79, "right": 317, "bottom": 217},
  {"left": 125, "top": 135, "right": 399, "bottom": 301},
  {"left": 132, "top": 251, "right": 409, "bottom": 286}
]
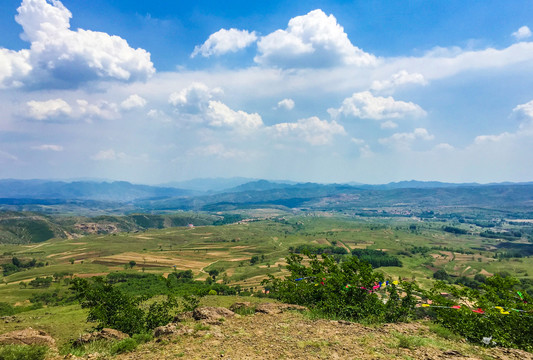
[
  {"left": 0, "top": 345, "right": 48, "bottom": 360},
  {"left": 0, "top": 303, "right": 15, "bottom": 316},
  {"left": 263, "top": 253, "right": 416, "bottom": 323},
  {"left": 426, "top": 275, "right": 533, "bottom": 351},
  {"left": 351, "top": 249, "right": 403, "bottom": 268},
  {"left": 71, "top": 277, "right": 181, "bottom": 335}
]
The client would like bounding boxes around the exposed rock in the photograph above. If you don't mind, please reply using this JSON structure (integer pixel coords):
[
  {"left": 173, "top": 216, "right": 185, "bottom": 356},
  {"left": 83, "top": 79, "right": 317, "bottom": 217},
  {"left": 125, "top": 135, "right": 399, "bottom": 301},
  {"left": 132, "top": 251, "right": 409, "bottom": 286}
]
[
  {"left": 173, "top": 311, "right": 194, "bottom": 322},
  {"left": 1, "top": 315, "right": 20, "bottom": 323},
  {"left": 443, "top": 349, "right": 463, "bottom": 356},
  {"left": 74, "top": 328, "right": 129, "bottom": 345},
  {"left": 229, "top": 302, "right": 253, "bottom": 312},
  {"left": 153, "top": 323, "right": 179, "bottom": 337},
  {"left": 255, "top": 303, "right": 307, "bottom": 315},
  {"left": 154, "top": 323, "right": 194, "bottom": 338},
  {"left": 193, "top": 307, "right": 235, "bottom": 324},
  {"left": 0, "top": 327, "right": 56, "bottom": 347}
]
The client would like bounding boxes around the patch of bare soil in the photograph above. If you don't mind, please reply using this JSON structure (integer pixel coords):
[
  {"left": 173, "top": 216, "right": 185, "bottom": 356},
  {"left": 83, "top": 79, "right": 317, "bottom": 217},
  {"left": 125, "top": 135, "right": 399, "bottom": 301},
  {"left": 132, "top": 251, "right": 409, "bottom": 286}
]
[
  {"left": 74, "top": 223, "right": 118, "bottom": 234},
  {"left": 107, "top": 311, "right": 533, "bottom": 360}
]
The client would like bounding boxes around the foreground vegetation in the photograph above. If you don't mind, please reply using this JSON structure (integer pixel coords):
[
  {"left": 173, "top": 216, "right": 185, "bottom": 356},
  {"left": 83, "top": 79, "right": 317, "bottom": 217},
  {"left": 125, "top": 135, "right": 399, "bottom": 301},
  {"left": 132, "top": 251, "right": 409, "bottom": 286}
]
[{"left": 1, "top": 210, "right": 533, "bottom": 357}]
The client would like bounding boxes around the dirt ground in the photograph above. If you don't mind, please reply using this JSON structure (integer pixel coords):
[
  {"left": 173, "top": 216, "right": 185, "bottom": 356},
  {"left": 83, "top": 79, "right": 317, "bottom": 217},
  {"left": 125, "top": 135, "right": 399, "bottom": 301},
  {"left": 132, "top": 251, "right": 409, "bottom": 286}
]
[{"left": 88, "top": 312, "right": 533, "bottom": 360}]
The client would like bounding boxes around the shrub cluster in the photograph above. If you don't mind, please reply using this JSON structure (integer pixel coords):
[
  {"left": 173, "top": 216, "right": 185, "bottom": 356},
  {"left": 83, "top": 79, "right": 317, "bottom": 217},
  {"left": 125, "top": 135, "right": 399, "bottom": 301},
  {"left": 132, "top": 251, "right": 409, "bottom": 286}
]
[
  {"left": 426, "top": 275, "right": 533, "bottom": 351},
  {"left": 263, "top": 253, "right": 415, "bottom": 323}
]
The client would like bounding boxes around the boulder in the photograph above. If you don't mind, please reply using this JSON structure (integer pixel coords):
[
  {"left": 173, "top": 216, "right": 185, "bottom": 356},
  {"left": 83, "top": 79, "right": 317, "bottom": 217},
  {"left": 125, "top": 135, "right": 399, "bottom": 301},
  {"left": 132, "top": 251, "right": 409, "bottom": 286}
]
[
  {"left": 74, "top": 328, "right": 129, "bottom": 345},
  {"left": 173, "top": 311, "right": 194, "bottom": 322},
  {"left": 153, "top": 323, "right": 194, "bottom": 338},
  {"left": 0, "top": 327, "right": 55, "bottom": 347},
  {"left": 229, "top": 302, "right": 253, "bottom": 312},
  {"left": 255, "top": 303, "right": 307, "bottom": 315},
  {"left": 193, "top": 307, "right": 235, "bottom": 324},
  {"left": 153, "top": 323, "right": 178, "bottom": 337}
]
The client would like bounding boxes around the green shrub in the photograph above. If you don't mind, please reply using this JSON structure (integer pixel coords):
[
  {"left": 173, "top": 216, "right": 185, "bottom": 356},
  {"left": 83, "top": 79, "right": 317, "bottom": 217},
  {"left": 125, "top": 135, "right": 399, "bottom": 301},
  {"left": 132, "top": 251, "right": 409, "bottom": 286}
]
[
  {"left": 132, "top": 333, "right": 153, "bottom": 344},
  {"left": 110, "top": 338, "right": 138, "bottom": 355},
  {"left": 0, "top": 302, "right": 15, "bottom": 316},
  {"left": 427, "top": 275, "right": 533, "bottom": 351},
  {"left": 208, "top": 289, "right": 218, "bottom": 296},
  {"left": 0, "top": 345, "right": 47, "bottom": 360},
  {"left": 263, "top": 253, "right": 416, "bottom": 323}
]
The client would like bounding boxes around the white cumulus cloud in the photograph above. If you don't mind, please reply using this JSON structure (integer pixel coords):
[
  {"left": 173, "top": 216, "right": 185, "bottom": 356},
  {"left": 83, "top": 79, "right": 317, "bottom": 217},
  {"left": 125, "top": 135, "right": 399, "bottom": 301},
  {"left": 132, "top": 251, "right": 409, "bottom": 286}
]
[
  {"left": 206, "top": 101, "right": 263, "bottom": 132},
  {"left": 121, "top": 94, "right": 147, "bottom": 110},
  {"left": 512, "top": 26, "right": 532, "bottom": 41},
  {"left": 169, "top": 82, "right": 223, "bottom": 113},
  {"left": 0, "top": 0, "right": 154, "bottom": 89},
  {"left": 77, "top": 99, "right": 119, "bottom": 120},
  {"left": 276, "top": 98, "right": 295, "bottom": 110},
  {"left": 380, "top": 120, "right": 398, "bottom": 129},
  {"left": 272, "top": 116, "right": 346, "bottom": 145},
  {"left": 330, "top": 91, "right": 426, "bottom": 120},
  {"left": 379, "top": 128, "right": 434, "bottom": 148},
  {"left": 191, "top": 28, "right": 257, "bottom": 58},
  {"left": 169, "top": 82, "right": 263, "bottom": 132},
  {"left": 26, "top": 98, "right": 72, "bottom": 120},
  {"left": 371, "top": 70, "right": 427, "bottom": 93},
  {"left": 255, "top": 9, "right": 376, "bottom": 68}
]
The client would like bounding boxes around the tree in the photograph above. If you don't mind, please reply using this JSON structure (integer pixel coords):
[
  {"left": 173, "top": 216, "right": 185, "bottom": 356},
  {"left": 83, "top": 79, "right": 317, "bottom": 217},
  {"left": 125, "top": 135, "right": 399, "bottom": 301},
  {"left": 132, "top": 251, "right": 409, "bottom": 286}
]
[
  {"left": 208, "top": 269, "right": 219, "bottom": 280},
  {"left": 433, "top": 269, "right": 449, "bottom": 280},
  {"left": 129, "top": 260, "right": 136, "bottom": 269},
  {"left": 250, "top": 256, "right": 259, "bottom": 265}
]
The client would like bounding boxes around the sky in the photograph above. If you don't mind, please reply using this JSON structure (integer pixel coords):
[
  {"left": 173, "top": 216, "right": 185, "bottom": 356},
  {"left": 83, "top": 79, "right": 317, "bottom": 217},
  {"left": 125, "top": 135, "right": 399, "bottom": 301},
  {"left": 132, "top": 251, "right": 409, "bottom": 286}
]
[{"left": 0, "top": 0, "right": 533, "bottom": 185}]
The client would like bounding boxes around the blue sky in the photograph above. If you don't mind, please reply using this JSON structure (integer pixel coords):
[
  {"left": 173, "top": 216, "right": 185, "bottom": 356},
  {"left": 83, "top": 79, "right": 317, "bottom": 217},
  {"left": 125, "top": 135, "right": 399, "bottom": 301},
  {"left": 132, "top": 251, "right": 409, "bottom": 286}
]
[{"left": 0, "top": 0, "right": 532, "bottom": 184}]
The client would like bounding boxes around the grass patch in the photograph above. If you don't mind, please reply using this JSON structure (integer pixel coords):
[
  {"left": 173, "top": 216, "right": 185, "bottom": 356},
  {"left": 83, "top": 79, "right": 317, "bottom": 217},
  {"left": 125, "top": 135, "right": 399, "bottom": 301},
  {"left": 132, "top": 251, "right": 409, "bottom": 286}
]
[
  {"left": 110, "top": 338, "right": 139, "bottom": 355},
  {"left": 0, "top": 345, "right": 48, "bottom": 360},
  {"left": 393, "top": 333, "right": 425, "bottom": 350},
  {"left": 194, "top": 323, "right": 211, "bottom": 331},
  {"left": 428, "top": 323, "right": 463, "bottom": 341}
]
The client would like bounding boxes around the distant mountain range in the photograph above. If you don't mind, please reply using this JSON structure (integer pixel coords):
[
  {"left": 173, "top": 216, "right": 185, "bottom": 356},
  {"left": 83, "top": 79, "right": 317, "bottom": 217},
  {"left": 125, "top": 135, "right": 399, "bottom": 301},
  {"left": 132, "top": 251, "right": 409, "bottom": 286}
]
[
  {"left": 0, "top": 179, "right": 190, "bottom": 202},
  {"left": 0, "top": 178, "right": 532, "bottom": 214}
]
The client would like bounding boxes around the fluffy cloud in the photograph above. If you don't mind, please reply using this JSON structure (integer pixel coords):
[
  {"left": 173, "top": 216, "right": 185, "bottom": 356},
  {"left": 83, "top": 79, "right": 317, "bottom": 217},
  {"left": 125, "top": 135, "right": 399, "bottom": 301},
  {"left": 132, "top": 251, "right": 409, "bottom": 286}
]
[
  {"left": 513, "top": 99, "right": 533, "bottom": 120},
  {"left": 0, "top": 0, "right": 154, "bottom": 89},
  {"left": 512, "top": 26, "right": 532, "bottom": 41},
  {"left": 330, "top": 91, "right": 426, "bottom": 120},
  {"left": 191, "top": 28, "right": 257, "bottom": 58},
  {"left": 121, "top": 94, "right": 147, "bottom": 110},
  {"left": 276, "top": 98, "right": 295, "bottom": 110},
  {"left": 32, "top": 144, "right": 63, "bottom": 151},
  {"left": 206, "top": 101, "right": 263, "bottom": 131},
  {"left": 380, "top": 120, "right": 398, "bottom": 129},
  {"left": 0, "top": 49, "right": 32, "bottom": 88},
  {"left": 169, "top": 82, "right": 263, "bottom": 132},
  {"left": 379, "top": 128, "right": 434, "bottom": 148},
  {"left": 371, "top": 70, "right": 427, "bottom": 93},
  {"left": 77, "top": 99, "right": 119, "bottom": 120},
  {"left": 26, "top": 98, "right": 72, "bottom": 120},
  {"left": 255, "top": 9, "right": 376, "bottom": 68},
  {"left": 169, "top": 82, "right": 223, "bottom": 113},
  {"left": 272, "top": 116, "right": 345, "bottom": 145}
]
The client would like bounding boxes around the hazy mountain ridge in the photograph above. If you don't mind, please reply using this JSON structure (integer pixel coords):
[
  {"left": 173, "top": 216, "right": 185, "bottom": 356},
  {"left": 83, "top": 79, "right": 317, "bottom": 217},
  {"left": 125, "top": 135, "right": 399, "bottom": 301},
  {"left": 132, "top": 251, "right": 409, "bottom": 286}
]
[
  {"left": 0, "top": 179, "right": 532, "bottom": 214},
  {"left": 0, "top": 179, "right": 190, "bottom": 202}
]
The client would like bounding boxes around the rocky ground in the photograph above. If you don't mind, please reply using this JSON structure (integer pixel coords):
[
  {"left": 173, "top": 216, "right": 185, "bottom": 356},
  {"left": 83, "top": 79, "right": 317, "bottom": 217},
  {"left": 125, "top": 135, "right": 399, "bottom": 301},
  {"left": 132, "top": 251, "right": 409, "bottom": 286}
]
[
  {"left": 4, "top": 303, "right": 532, "bottom": 360},
  {"left": 72, "top": 304, "right": 533, "bottom": 360}
]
